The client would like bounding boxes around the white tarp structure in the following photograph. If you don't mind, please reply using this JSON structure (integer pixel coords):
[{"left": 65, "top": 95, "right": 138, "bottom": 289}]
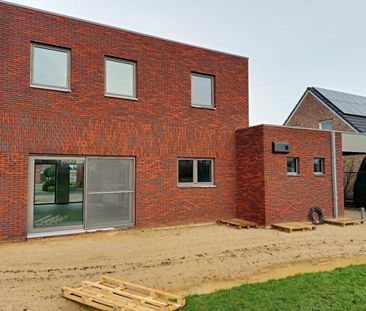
[{"left": 342, "top": 132, "right": 366, "bottom": 153}]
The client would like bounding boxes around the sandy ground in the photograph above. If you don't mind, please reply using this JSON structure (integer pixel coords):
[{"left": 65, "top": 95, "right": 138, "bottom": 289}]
[{"left": 1, "top": 216, "right": 366, "bottom": 310}]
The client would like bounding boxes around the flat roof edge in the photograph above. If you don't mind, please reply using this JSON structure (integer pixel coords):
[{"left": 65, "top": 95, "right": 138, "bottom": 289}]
[
  {"left": 237, "top": 124, "right": 350, "bottom": 134},
  {"left": 1, "top": 0, "right": 249, "bottom": 60}
]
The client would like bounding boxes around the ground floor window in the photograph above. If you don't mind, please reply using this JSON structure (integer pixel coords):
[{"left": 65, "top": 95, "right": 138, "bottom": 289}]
[{"left": 178, "top": 158, "right": 214, "bottom": 186}]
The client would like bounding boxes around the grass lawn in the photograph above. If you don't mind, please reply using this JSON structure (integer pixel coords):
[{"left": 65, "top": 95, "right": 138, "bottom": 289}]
[{"left": 183, "top": 264, "right": 366, "bottom": 311}]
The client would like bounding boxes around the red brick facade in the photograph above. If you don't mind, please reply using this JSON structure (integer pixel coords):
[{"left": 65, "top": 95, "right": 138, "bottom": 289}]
[
  {"left": 236, "top": 125, "right": 344, "bottom": 226},
  {"left": 0, "top": 3, "right": 345, "bottom": 241},
  {"left": 0, "top": 3, "right": 248, "bottom": 240},
  {"left": 235, "top": 126, "right": 266, "bottom": 224}
]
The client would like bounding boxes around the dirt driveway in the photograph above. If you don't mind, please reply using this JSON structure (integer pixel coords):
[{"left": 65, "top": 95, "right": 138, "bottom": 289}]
[{"left": 1, "top": 220, "right": 366, "bottom": 311}]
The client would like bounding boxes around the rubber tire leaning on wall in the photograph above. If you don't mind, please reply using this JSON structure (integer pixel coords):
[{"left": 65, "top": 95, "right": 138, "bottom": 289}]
[{"left": 309, "top": 207, "right": 325, "bottom": 225}]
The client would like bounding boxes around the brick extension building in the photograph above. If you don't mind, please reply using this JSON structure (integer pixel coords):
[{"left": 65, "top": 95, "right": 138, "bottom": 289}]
[
  {"left": 0, "top": 2, "right": 344, "bottom": 241},
  {"left": 284, "top": 87, "right": 366, "bottom": 204},
  {"left": 236, "top": 125, "right": 343, "bottom": 225}
]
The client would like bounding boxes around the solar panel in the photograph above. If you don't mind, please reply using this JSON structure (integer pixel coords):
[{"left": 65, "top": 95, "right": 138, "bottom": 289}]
[{"left": 314, "top": 87, "right": 366, "bottom": 116}]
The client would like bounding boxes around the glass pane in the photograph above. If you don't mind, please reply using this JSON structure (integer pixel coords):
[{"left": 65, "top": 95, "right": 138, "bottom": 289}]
[
  {"left": 32, "top": 46, "right": 69, "bottom": 88},
  {"left": 87, "top": 158, "right": 133, "bottom": 192},
  {"left": 320, "top": 120, "right": 333, "bottom": 130},
  {"left": 87, "top": 192, "right": 132, "bottom": 228},
  {"left": 34, "top": 164, "right": 56, "bottom": 204},
  {"left": 287, "top": 158, "right": 297, "bottom": 173},
  {"left": 85, "top": 158, "right": 134, "bottom": 229},
  {"left": 106, "top": 59, "right": 135, "bottom": 97},
  {"left": 314, "top": 158, "right": 323, "bottom": 173},
  {"left": 191, "top": 74, "right": 213, "bottom": 107},
  {"left": 198, "top": 160, "right": 212, "bottom": 183},
  {"left": 69, "top": 163, "right": 84, "bottom": 203},
  {"left": 178, "top": 160, "right": 193, "bottom": 183},
  {"left": 33, "top": 159, "right": 84, "bottom": 229}
]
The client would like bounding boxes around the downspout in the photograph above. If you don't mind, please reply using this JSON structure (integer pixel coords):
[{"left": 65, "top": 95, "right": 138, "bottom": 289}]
[{"left": 331, "top": 131, "right": 338, "bottom": 218}]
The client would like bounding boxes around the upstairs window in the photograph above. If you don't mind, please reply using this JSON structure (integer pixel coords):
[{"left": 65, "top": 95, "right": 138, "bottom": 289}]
[
  {"left": 31, "top": 44, "right": 70, "bottom": 91},
  {"left": 191, "top": 73, "right": 214, "bottom": 108},
  {"left": 105, "top": 57, "right": 136, "bottom": 99},
  {"left": 319, "top": 120, "right": 333, "bottom": 130},
  {"left": 287, "top": 157, "right": 299, "bottom": 175},
  {"left": 178, "top": 158, "right": 214, "bottom": 186},
  {"left": 314, "top": 158, "right": 325, "bottom": 175}
]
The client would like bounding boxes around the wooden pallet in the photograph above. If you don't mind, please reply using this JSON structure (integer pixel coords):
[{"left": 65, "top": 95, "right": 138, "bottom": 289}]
[
  {"left": 271, "top": 222, "right": 316, "bottom": 233},
  {"left": 62, "top": 275, "right": 185, "bottom": 311},
  {"left": 217, "top": 218, "right": 258, "bottom": 229},
  {"left": 325, "top": 217, "right": 361, "bottom": 227}
]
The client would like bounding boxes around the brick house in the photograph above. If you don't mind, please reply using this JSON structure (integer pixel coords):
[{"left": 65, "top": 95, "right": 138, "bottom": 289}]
[
  {"left": 284, "top": 87, "right": 366, "bottom": 204},
  {"left": 0, "top": 2, "right": 343, "bottom": 241},
  {"left": 284, "top": 87, "right": 366, "bottom": 132}
]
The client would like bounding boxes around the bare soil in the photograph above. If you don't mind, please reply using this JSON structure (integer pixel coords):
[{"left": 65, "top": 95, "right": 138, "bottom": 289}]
[{"left": 1, "top": 220, "right": 366, "bottom": 310}]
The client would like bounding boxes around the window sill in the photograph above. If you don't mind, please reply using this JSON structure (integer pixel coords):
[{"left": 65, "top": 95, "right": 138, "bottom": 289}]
[
  {"left": 105, "top": 94, "right": 138, "bottom": 101},
  {"left": 30, "top": 84, "right": 71, "bottom": 92},
  {"left": 314, "top": 173, "right": 325, "bottom": 177},
  {"left": 177, "top": 184, "right": 216, "bottom": 188},
  {"left": 191, "top": 105, "right": 216, "bottom": 110},
  {"left": 287, "top": 173, "right": 300, "bottom": 177}
]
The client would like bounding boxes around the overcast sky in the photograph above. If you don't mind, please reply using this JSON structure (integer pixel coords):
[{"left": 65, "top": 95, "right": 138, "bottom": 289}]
[{"left": 7, "top": 0, "right": 366, "bottom": 125}]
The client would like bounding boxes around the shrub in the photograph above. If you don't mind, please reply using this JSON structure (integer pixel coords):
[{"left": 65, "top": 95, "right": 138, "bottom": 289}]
[
  {"left": 47, "top": 186, "right": 55, "bottom": 192},
  {"left": 43, "top": 165, "right": 55, "bottom": 178},
  {"left": 42, "top": 178, "right": 55, "bottom": 192}
]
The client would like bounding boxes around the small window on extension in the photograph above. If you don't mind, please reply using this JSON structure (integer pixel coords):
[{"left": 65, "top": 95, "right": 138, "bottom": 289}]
[
  {"left": 287, "top": 157, "right": 299, "bottom": 175},
  {"left": 314, "top": 158, "right": 325, "bottom": 175}
]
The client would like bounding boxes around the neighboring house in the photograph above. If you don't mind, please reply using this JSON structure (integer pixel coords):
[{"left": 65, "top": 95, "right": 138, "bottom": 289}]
[
  {"left": 0, "top": 2, "right": 344, "bottom": 241},
  {"left": 284, "top": 87, "right": 366, "bottom": 204},
  {"left": 284, "top": 87, "right": 366, "bottom": 133}
]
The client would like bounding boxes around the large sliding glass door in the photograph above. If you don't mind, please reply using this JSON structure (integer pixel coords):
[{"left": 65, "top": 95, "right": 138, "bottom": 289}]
[
  {"left": 28, "top": 156, "right": 135, "bottom": 235},
  {"left": 86, "top": 158, "right": 135, "bottom": 229}
]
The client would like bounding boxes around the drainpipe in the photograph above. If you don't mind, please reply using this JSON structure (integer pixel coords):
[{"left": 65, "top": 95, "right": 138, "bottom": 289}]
[{"left": 331, "top": 131, "right": 338, "bottom": 218}]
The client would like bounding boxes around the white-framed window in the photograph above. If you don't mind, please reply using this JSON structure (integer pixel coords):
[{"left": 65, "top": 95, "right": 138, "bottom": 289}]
[
  {"left": 30, "top": 43, "right": 71, "bottom": 91},
  {"left": 287, "top": 157, "right": 299, "bottom": 175},
  {"left": 191, "top": 73, "right": 214, "bottom": 108},
  {"left": 177, "top": 158, "right": 214, "bottom": 186},
  {"left": 314, "top": 158, "right": 325, "bottom": 175},
  {"left": 319, "top": 120, "right": 333, "bottom": 130},
  {"left": 105, "top": 57, "right": 136, "bottom": 99}
]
